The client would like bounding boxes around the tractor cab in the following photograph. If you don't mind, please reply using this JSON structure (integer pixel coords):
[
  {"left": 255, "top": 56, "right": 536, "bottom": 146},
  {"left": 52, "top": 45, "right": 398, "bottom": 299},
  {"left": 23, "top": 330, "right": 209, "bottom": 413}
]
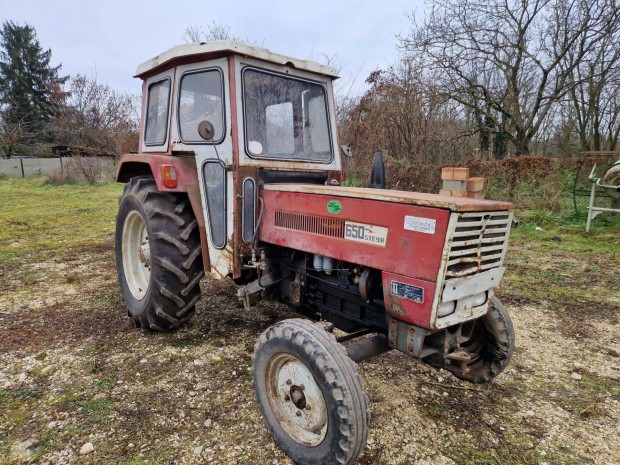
[{"left": 118, "top": 41, "right": 342, "bottom": 278}]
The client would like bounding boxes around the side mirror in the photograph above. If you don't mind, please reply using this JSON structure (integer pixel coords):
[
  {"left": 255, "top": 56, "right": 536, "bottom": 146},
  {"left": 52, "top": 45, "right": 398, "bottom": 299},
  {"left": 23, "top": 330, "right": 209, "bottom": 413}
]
[
  {"left": 198, "top": 120, "right": 215, "bottom": 141},
  {"left": 370, "top": 151, "right": 386, "bottom": 189},
  {"left": 340, "top": 145, "right": 353, "bottom": 159}
]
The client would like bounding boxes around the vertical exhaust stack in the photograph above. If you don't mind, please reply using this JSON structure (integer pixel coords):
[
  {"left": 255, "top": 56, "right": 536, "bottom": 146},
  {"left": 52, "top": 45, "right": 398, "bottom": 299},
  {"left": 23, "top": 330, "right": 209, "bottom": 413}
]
[{"left": 370, "top": 151, "right": 386, "bottom": 189}]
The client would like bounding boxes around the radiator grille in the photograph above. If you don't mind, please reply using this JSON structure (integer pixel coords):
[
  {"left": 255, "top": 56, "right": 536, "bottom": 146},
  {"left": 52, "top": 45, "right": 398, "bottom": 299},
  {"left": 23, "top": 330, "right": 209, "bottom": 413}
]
[
  {"left": 445, "top": 211, "right": 512, "bottom": 278},
  {"left": 274, "top": 211, "right": 345, "bottom": 238}
]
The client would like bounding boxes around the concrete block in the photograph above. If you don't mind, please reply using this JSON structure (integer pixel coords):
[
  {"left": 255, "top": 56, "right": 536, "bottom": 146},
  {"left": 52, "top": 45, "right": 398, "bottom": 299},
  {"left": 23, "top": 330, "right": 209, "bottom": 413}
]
[
  {"left": 99, "top": 158, "right": 115, "bottom": 168},
  {"left": 22, "top": 158, "right": 62, "bottom": 177},
  {"left": 0, "top": 159, "right": 23, "bottom": 178},
  {"left": 442, "top": 180, "right": 467, "bottom": 191},
  {"left": 467, "top": 177, "right": 485, "bottom": 192},
  {"left": 439, "top": 189, "right": 451, "bottom": 196},
  {"left": 452, "top": 167, "right": 470, "bottom": 181},
  {"left": 441, "top": 167, "right": 454, "bottom": 180}
]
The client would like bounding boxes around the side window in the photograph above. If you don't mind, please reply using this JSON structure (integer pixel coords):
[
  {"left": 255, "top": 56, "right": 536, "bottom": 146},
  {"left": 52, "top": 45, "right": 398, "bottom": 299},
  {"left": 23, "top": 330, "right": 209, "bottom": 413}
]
[
  {"left": 242, "top": 178, "right": 256, "bottom": 243},
  {"left": 144, "top": 79, "right": 171, "bottom": 145},
  {"left": 178, "top": 69, "right": 225, "bottom": 143},
  {"left": 203, "top": 161, "right": 227, "bottom": 249}
]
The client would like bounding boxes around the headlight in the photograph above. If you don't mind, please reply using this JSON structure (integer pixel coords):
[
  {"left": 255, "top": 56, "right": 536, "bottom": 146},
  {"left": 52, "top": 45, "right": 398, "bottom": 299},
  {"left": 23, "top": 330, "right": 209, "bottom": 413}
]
[
  {"left": 472, "top": 292, "right": 487, "bottom": 306},
  {"left": 438, "top": 300, "right": 455, "bottom": 317}
]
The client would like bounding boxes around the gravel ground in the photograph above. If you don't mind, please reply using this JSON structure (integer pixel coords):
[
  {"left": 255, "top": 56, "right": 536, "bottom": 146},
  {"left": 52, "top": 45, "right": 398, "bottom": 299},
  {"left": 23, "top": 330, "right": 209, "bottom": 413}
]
[{"left": 1, "top": 227, "right": 619, "bottom": 465}]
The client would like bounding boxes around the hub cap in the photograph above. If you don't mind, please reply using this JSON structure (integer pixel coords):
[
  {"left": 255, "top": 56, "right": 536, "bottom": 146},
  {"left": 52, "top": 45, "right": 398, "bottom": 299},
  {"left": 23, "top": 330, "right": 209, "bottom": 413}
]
[
  {"left": 266, "top": 353, "right": 328, "bottom": 446},
  {"left": 122, "top": 210, "right": 151, "bottom": 300}
]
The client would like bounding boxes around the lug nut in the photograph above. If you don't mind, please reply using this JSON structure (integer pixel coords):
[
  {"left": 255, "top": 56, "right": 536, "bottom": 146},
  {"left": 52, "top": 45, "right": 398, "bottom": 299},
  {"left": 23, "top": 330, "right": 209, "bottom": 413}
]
[
  {"left": 286, "top": 379, "right": 292, "bottom": 385},
  {"left": 305, "top": 405, "right": 311, "bottom": 411},
  {"left": 296, "top": 411, "right": 302, "bottom": 417},
  {"left": 299, "top": 384, "right": 305, "bottom": 390},
  {"left": 284, "top": 395, "right": 290, "bottom": 401}
]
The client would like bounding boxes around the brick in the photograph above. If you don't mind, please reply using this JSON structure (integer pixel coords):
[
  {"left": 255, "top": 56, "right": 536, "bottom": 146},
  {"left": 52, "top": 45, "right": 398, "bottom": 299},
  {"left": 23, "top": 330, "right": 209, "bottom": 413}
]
[
  {"left": 439, "top": 189, "right": 451, "bottom": 196},
  {"left": 442, "top": 180, "right": 467, "bottom": 191},
  {"left": 450, "top": 190, "right": 467, "bottom": 198},
  {"left": 466, "top": 177, "right": 485, "bottom": 192},
  {"left": 441, "top": 167, "right": 454, "bottom": 180},
  {"left": 452, "top": 167, "right": 470, "bottom": 181},
  {"left": 466, "top": 190, "right": 485, "bottom": 199}
]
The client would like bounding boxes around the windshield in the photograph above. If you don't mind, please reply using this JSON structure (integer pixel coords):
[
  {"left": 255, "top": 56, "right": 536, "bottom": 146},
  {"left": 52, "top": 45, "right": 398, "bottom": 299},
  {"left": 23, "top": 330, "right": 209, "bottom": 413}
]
[{"left": 242, "top": 68, "right": 333, "bottom": 162}]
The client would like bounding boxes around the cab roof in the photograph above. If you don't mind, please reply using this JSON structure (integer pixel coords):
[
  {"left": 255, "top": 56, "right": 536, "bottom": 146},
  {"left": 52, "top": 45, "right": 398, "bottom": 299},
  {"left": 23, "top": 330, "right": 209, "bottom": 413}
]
[{"left": 135, "top": 40, "right": 340, "bottom": 79}]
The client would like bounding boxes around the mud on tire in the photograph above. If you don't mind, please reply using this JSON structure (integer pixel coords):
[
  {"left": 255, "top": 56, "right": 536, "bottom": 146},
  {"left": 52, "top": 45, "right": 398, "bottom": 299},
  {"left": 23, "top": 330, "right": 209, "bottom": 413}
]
[
  {"left": 115, "top": 176, "right": 204, "bottom": 330},
  {"left": 252, "top": 318, "right": 370, "bottom": 465}
]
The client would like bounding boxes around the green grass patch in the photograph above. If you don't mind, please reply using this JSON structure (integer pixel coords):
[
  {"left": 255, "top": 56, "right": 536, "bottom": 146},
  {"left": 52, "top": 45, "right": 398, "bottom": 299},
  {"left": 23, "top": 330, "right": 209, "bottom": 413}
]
[
  {"left": 0, "top": 176, "right": 122, "bottom": 263},
  {"left": 79, "top": 398, "right": 115, "bottom": 419}
]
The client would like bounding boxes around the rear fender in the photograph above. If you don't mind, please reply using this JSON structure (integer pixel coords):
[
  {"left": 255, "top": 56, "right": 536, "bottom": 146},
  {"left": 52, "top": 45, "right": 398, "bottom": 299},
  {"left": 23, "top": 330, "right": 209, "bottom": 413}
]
[
  {"left": 116, "top": 153, "right": 211, "bottom": 272},
  {"left": 116, "top": 153, "right": 197, "bottom": 193}
]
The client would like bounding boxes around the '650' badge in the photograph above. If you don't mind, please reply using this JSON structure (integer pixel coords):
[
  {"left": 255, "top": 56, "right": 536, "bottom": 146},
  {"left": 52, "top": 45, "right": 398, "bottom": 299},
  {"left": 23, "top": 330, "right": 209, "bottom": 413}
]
[{"left": 344, "top": 221, "right": 388, "bottom": 247}]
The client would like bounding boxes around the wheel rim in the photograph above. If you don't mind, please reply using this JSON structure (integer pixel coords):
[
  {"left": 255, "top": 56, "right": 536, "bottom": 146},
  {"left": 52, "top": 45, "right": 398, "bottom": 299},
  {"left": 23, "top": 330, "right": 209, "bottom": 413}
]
[
  {"left": 122, "top": 210, "right": 151, "bottom": 300},
  {"left": 265, "top": 353, "right": 328, "bottom": 447}
]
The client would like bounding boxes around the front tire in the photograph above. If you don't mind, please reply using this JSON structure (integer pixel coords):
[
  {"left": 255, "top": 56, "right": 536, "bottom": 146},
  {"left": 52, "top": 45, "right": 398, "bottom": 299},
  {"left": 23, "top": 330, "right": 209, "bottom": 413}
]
[
  {"left": 115, "top": 176, "right": 204, "bottom": 330},
  {"left": 425, "top": 297, "right": 515, "bottom": 383},
  {"left": 253, "top": 319, "right": 370, "bottom": 465}
]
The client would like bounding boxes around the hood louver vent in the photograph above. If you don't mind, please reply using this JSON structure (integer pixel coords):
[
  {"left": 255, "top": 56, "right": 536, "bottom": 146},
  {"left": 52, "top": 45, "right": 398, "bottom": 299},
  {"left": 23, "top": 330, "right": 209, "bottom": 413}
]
[{"left": 274, "top": 211, "right": 345, "bottom": 238}]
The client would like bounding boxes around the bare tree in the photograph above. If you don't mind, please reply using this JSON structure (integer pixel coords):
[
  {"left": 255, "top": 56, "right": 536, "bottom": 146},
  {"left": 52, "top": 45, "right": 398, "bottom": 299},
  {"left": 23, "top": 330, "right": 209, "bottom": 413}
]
[
  {"left": 400, "top": 0, "right": 620, "bottom": 156},
  {"left": 183, "top": 21, "right": 260, "bottom": 45},
  {"left": 340, "top": 61, "right": 473, "bottom": 177},
  {"left": 51, "top": 74, "right": 139, "bottom": 155},
  {"left": 565, "top": 22, "right": 620, "bottom": 151}
]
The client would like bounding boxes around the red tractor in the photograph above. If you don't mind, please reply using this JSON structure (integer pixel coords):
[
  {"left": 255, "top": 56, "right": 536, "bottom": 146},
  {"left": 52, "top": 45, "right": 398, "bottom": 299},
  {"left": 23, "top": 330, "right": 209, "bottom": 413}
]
[{"left": 115, "top": 41, "right": 515, "bottom": 465}]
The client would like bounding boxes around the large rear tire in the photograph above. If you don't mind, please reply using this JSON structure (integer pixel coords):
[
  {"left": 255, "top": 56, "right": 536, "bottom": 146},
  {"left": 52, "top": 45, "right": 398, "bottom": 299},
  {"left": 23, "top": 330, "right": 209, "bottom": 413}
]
[
  {"left": 115, "top": 176, "right": 204, "bottom": 330},
  {"left": 252, "top": 319, "right": 370, "bottom": 465}
]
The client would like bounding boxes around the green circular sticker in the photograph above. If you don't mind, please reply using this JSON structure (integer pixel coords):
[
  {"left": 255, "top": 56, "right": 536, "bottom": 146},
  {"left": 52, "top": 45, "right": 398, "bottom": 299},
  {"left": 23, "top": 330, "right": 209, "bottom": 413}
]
[{"left": 326, "top": 200, "right": 343, "bottom": 215}]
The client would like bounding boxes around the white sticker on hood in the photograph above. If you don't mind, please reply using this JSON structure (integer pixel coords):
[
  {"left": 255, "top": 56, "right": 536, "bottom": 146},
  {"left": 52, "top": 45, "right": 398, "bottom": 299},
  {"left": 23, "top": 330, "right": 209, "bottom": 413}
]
[
  {"left": 404, "top": 216, "right": 436, "bottom": 234},
  {"left": 344, "top": 221, "right": 388, "bottom": 247}
]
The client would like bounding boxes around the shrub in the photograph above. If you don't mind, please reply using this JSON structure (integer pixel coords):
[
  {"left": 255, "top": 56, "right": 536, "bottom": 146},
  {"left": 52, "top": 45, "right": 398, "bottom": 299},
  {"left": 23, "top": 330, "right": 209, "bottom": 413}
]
[{"left": 46, "top": 156, "right": 115, "bottom": 185}]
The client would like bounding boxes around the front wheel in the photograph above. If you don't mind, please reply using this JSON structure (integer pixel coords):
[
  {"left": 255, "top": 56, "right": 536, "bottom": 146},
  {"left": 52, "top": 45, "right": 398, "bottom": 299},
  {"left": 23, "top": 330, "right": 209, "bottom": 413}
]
[
  {"left": 115, "top": 176, "right": 204, "bottom": 330},
  {"left": 253, "top": 319, "right": 370, "bottom": 465},
  {"left": 425, "top": 297, "right": 515, "bottom": 383}
]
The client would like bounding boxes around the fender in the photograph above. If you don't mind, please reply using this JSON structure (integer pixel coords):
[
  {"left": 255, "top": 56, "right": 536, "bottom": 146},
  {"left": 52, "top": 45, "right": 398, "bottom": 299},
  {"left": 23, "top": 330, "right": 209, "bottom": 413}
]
[
  {"left": 116, "top": 153, "right": 211, "bottom": 272},
  {"left": 116, "top": 153, "right": 199, "bottom": 193}
]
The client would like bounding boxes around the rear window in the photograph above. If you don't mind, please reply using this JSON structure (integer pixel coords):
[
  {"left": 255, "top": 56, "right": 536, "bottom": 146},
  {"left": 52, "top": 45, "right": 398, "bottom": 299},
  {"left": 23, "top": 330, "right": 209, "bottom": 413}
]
[
  {"left": 242, "top": 68, "right": 333, "bottom": 162},
  {"left": 144, "top": 79, "right": 171, "bottom": 145}
]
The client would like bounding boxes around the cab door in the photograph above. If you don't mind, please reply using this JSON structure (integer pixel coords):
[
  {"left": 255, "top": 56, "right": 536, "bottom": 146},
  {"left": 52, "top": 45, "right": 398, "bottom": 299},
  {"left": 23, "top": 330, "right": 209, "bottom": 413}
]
[{"left": 170, "top": 58, "right": 233, "bottom": 278}]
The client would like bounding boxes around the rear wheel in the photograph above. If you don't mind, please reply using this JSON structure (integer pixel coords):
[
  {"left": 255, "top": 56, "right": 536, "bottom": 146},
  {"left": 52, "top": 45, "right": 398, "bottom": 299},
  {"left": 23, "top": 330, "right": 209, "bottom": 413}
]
[
  {"left": 253, "top": 319, "right": 370, "bottom": 465},
  {"left": 115, "top": 176, "right": 204, "bottom": 330}
]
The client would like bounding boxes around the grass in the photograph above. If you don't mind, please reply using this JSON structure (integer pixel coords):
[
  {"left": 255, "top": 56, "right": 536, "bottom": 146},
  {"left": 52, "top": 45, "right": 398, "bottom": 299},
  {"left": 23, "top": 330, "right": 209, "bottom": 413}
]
[{"left": 0, "top": 176, "right": 122, "bottom": 262}]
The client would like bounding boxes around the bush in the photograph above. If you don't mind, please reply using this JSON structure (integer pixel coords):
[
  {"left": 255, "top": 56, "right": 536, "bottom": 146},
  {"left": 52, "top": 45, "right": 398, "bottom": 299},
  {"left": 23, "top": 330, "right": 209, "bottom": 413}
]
[
  {"left": 46, "top": 156, "right": 115, "bottom": 185},
  {"left": 352, "top": 155, "right": 593, "bottom": 212}
]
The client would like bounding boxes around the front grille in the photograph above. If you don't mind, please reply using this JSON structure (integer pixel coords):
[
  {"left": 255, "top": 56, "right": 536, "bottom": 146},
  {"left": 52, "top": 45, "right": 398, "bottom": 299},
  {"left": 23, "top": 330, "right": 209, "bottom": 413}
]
[
  {"left": 445, "top": 211, "right": 512, "bottom": 278},
  {"left": 274, "top": 211, "right": 345, "bottom": 238}
]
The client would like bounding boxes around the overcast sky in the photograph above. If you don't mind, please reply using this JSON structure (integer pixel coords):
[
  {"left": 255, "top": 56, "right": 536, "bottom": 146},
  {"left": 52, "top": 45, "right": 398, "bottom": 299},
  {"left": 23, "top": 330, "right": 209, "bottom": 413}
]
[{"left": 1, "top": 0, "right": 424, "bottom": 97}]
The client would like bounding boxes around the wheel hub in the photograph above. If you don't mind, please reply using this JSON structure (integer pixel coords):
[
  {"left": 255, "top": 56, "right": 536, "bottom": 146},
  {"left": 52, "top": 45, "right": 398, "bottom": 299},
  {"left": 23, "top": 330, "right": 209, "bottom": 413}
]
[
  {"left": 138, "top": 243, "right": 151, "bottom": 267},
  {"left": 290, "top": 385, "right": 307, "bottom": 409}
]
